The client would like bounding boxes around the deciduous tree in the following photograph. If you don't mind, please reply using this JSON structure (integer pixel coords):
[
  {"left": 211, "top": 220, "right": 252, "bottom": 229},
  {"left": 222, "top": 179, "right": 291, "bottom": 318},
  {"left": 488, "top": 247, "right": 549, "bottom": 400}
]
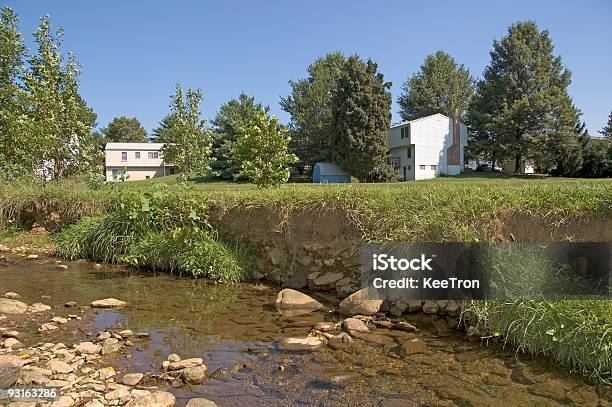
[
  {"left": 211, "top": 93, "right": 268, "bottom": 180},
  {"left": 161, "top": 84, "right": 213, "bottom": 179},
  {"left": 398, "top": 51, "right": 474, "bottom": 121},
  {"left": 102, "top": 116, "right": 147, "bottom": 143},
  {"left": 231, "top": 109, "right": 296, "bottom": 188}
]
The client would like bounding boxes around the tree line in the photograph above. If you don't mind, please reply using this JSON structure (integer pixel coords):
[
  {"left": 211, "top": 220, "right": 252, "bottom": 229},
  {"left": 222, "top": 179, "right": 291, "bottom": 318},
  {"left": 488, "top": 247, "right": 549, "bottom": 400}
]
[{"left": 1, "top": 7, "right": 610, "bottom": 187}]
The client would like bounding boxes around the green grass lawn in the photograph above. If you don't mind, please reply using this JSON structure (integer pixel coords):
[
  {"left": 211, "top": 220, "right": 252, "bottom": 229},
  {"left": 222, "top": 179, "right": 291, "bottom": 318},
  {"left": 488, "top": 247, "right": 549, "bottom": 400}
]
[{"left": 123, "top": 171, "right": 612, "bottom": 192}]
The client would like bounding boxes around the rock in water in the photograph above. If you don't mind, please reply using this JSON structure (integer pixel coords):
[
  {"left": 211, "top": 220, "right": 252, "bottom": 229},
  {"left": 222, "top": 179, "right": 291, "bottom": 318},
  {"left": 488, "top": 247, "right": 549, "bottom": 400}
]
[
  {"left": 75, "top": 342, "right": 102, "bottom": 355},
  {"left": 341, "top": 318, "right": 369, "bottom": 334},
  {"left": 122, "top": 373, "right": 144, "bottom": 386},
  {"left": 401, "top": 338, "right": 428, "bottom": 355},
  {"left": 338, "top": 288, "right": 382, "bottom": 316},
  {"left": 167, "top": 358, "right": 203, "bottom": 371},
  {"left": 28, "top": 303, "right": 52, "bottom": 313},
  {"left": 0, "top": 298, "right": 28, "bottom": 315},
  {"left": 274, "top": 289, "right": 324, "bottom": 311},
  {"left": 91, "top": 298, "right": 127, "bottom": 308},
  {"left": 182, "top": 365, "right": 208, "bottom": 384},
  {"left": 277, "top": 336, "right": 323, "bottom": 351},
  {"left": 125, "top": 391, "right": 176, "bottom": 407},
  {"left": 101, "top": 338, "right": 121, "bottom": 355},
  {"left": 186, "top": 399, "right": 218, "bottom": 407}
]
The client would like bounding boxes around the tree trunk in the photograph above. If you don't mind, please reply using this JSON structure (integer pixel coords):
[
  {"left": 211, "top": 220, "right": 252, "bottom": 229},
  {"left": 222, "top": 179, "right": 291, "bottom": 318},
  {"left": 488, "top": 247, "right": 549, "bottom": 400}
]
[{"left": 514, "top": 130, "right": 522, "bottom": 175}]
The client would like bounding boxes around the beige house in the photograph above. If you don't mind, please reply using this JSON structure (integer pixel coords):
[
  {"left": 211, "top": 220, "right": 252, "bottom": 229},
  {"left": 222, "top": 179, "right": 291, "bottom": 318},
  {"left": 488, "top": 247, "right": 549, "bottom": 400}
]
[{"left": 105, "top": 142, "right": 175, "bottom": 181}]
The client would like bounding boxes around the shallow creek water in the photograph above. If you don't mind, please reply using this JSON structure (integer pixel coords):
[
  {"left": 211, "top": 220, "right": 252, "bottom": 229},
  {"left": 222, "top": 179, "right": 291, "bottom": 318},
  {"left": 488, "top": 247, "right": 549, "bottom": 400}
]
[{"left": 1, "top": 257, "right": 610, "bottom": 406}]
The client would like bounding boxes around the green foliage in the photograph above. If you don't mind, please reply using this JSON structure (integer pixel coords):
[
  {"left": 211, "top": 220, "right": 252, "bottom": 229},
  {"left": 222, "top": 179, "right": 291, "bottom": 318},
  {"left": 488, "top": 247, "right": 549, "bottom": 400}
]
[
  {"left": 211, "top": 93, "right": 268, "bottom": 180},
  {"left": 280, "top": 52, "right": 347, "bottom": 168},
  {"left": 468, "top": 21, "right": 579, "bottom": 175},
  {"left": 161, "top": 84, "right": 214, "bottom": 179},
  {"left": 398, "top": 51, "right": 474, "bottom": 121},
  {"left": 102, "top": 116, "right": 147, "bottom": 143},
  {"left": 582, "top": 138, "right": 612, "bottom": 177},
  {"left": 600, "top": 110, "right": 612, "bottom": 138},
  {"left": 125, "top": 228, "right": 252, "bottom": 282},
  {"left": 330, "top": 55, "right": 392, "bottom": 182},
  {"left": 231, "top": 109, "right": 297, "bottom": 188},
  {"left": 462, "top": 300, "right": 611, "bottom": 382}
]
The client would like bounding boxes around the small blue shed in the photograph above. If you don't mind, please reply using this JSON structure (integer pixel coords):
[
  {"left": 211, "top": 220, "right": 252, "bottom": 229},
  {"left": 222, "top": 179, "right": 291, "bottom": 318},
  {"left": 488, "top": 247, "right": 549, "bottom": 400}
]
[{"left": 312, "top": 162, "right": 351, "bottom": 183}]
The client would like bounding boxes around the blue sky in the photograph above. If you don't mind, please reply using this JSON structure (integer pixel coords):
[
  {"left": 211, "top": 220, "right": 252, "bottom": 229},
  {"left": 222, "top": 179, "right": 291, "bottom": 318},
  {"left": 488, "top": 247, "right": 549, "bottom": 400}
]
[{"left": 5, "top": 1, "right": 612, "bottom": 135}]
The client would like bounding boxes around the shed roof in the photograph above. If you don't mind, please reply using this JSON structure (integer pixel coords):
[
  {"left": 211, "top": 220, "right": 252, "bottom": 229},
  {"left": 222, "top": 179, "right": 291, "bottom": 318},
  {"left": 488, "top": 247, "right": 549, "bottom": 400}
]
[
  {"left": 314, "top": 162, "right": 349, "bottom": 176},
  {"left": 105, "top": 142, "right": 164, "bottom": 151}
]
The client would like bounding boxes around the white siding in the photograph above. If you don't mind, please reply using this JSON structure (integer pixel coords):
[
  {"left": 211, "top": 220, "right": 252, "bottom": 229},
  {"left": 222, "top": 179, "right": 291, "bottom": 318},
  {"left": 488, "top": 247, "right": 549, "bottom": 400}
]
[
  {"left": 388, "top": 114, "right": 467, "bottom": 181},
  {"left": 105, "top": 166, "right": 166, "bottom": 181},
  {"left": 105, "top": 149, "right": 164, "bottom": 168}
]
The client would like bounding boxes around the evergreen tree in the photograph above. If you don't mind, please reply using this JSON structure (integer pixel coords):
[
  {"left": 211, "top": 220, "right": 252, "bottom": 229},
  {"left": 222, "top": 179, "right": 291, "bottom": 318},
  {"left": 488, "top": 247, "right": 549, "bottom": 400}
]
[
  {"left": 161, "top": 84, "right": 213, "bottom": 179},
  {"left": 150, "top": 114, "right": 174, "bottom": 142},
  {"left": 330, "top": 55, "right": 392, "bottom": 181},
  {"left": 102, "top": 116, "right": 147, "bottom": 143},
  {"left": 211, "top": 93, "right": 268, "bottom": 180},
  {"left": 469, "top": 21, "right": 578, "bottom": 174},
  {"left": 600, "top": 110, "right": 612, "bottom": 138},
  {"left": 280, "top": 52, "right": 347, "bottom": 168},
  {"left": 398, "top": 51, "right": 474, "bottom": 121}
]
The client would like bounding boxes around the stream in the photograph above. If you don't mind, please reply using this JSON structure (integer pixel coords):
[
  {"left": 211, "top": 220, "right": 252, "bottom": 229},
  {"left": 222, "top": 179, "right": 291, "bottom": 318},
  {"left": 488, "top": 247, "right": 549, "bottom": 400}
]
[{"left": 0, "top": 256, "right": 610, "bottom": 406}]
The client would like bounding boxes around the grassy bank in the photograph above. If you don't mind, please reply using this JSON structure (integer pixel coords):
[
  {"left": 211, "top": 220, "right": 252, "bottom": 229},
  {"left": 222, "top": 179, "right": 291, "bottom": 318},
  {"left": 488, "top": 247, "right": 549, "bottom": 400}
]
[{"left": 0, "top": 176, "right": 611, "bottom": 380}]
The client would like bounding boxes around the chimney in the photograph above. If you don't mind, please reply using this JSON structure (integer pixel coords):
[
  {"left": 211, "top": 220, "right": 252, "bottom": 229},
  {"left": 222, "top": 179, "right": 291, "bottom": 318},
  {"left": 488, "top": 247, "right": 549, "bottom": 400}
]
[{"left": 447, "top": 108, "right": 461, "bottom": 165}]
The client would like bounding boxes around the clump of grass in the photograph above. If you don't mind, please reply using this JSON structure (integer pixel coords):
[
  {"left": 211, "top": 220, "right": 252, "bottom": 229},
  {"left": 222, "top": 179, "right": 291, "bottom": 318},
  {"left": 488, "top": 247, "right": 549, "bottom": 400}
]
[
  {"left": 124, "top": 228, "right": 253, "bottom": 282},
  {"left": 462, "top": 299, "right": 612, "bottom": 382},
  {"left": 55, "top": 216, "right": 139, "bottom": 262}
]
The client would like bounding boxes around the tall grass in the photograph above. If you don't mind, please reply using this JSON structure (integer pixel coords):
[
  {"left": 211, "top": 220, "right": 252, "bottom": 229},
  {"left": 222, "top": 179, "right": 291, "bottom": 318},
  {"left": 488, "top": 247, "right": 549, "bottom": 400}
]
[{"left": 462, "top": 299, "right": 611, "bottom": 382}]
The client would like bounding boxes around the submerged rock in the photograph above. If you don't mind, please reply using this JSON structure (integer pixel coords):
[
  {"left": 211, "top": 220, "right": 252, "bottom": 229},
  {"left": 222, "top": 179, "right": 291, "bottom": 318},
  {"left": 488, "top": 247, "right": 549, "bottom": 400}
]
[
  {"left": 338, "top": 288, "right": 382, "bottom": 316},
  {"left": 91, "top": 298, "right": 127, "bottom": 308},
  {"left": 277, "top": 336, "right": 323, "bottom": 351},
  {"left": 0, "top": 298, "right": 28, "bottom": 314},
  {"left": 274, "top": 289, "right": 324, "bottom": 311},
  {"left": 401, "top": 338, "right": 428, "bottom": 355}
]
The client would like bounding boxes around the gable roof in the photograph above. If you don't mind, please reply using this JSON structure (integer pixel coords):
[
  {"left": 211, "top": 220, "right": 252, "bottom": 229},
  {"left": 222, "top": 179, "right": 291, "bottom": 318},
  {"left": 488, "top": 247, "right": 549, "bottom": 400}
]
[
  {"left": 314, "top": 162, "right": 349, "bottom": 176},
  {"left": 390, "top": 113, "right": 461, "bottom": 129},
  {"left": 105, "top": 142, "right": 164, "bottom": 151}
]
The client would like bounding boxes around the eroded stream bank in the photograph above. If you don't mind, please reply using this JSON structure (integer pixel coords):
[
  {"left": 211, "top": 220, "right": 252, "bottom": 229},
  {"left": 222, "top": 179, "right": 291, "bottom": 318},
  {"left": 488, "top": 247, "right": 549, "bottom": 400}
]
[{"left": 1, "top": 256, "right": 610, "bottom": 407}]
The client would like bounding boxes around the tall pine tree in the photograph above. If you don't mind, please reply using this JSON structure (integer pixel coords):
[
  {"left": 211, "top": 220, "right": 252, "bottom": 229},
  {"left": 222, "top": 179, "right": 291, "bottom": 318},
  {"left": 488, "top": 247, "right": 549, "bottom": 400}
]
[
  {"left": 469, "top": 21, "right": 578, "bottom": 174},
  {"left": 331, "top": 55, "right": 392, "bottom": 181},
  {"left": 600, "top": 110, "right": 612, "bottom": 138}
]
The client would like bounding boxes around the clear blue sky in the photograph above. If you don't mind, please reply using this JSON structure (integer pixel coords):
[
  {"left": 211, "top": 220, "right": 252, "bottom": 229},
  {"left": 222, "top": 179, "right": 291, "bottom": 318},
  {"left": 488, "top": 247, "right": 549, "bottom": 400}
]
[{"left": 5, "top": 0, "right": 612, "bottom": 135}]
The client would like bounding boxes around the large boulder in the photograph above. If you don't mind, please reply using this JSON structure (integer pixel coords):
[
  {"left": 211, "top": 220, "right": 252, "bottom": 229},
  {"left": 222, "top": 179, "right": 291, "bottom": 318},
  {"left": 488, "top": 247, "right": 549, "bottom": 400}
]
[
  {"left": 126, "top": 392, "right": 175, "bottom": 407},
  {"left": 75, "top": 342, "right": 102, "bottom": 355},
  {"left": 341, "top": 318, "right": 369, "bottom": 334},
  {"left": 338, "top": 288, "right": 382, "bottom": 316},
  {"left": 0, "top": 355, "right": 23, "bottom": 388},
  {"left": 181, "top": 365, "right": 208, "bottom": 384},
  {"left": 274, "top": 289, "right": 324, "bottom": 311},
  {"left": 91, "top": 298, "right": 127, "bottom": 309},
  {"left": 0, "top": 298, "right": 28, "bottom": 315}
]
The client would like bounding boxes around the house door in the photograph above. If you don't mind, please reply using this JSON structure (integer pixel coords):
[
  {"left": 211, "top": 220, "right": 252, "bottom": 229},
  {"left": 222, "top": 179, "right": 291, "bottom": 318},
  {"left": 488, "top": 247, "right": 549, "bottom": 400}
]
[
  {"left": 112, "top": 169, "right": 124, "bottom": 181},
  {"left": 402, "top": 166, "right": 407, "bottom": 180}
]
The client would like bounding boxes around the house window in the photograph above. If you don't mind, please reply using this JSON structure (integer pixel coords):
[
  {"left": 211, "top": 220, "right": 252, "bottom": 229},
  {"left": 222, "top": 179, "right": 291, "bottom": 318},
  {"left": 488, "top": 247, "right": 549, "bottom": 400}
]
[
  {"left": 407, "top": 147, "right": 411, "bottom": 158},
  {"left": 419, "top": 165, "right": 426, "bottom": 170},
  {"left": 401, "top": 124, "right": 411, "bottom": 139},
  {"left": 134, "top": 152, "right": 140, "bottom": 159},
  {"left": 407, "top": 165, "right": 411, "bottom": 171},
  {"left": 121, "top": 152, "right": 127, "bottom": 162},
  {"left": 148, "top": 151, "right": 159, "bottom": 159},
  {"left": 431, "top": 165, "right": 437, "bottom": 170}
]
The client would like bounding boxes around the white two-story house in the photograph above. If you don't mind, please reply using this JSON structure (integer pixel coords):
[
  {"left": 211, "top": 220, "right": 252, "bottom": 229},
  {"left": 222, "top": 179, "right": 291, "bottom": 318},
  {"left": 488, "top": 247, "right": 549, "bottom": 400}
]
[
  {"left": 105, "top": 142, "right": 175, "bottom": 181},
  {"left": 387, "top": 113, "right": 467, "bottom": 181}
]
